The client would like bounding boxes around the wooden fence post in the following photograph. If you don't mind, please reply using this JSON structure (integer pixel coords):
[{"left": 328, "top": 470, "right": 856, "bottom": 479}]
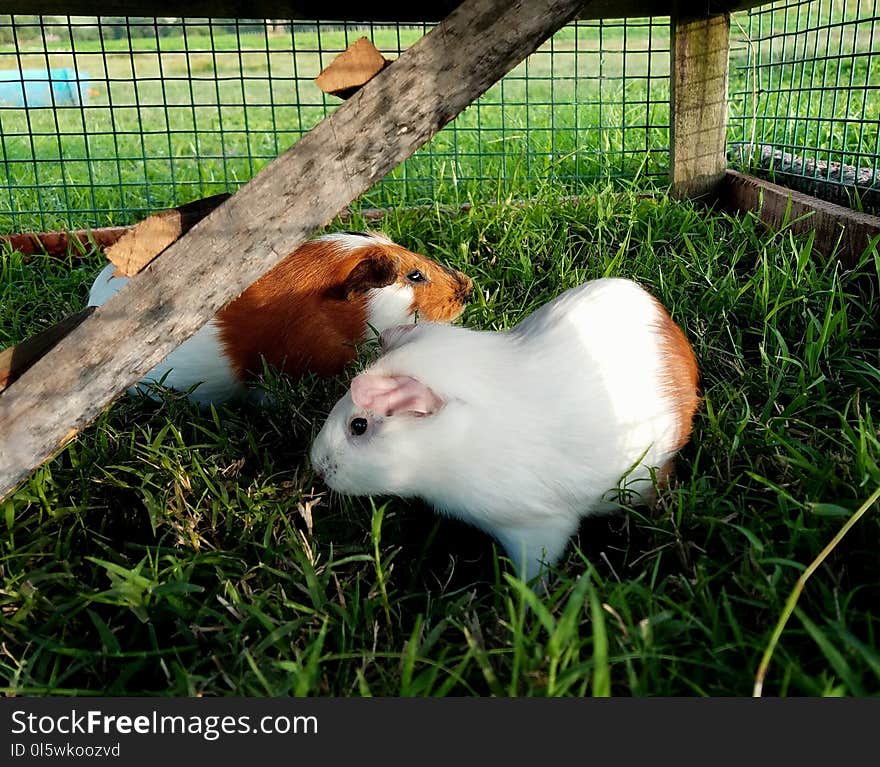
[{"left": 670, "top": 10, "right": 731, "bottom": 199}]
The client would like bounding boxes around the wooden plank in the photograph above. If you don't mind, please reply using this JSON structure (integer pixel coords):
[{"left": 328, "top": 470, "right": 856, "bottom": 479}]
[
  {"left": 2, "top": 195, "right": 365, "bottom": 259},
  {"left": 2, "top": 0, "right": 774, "bottom": 22},
  {"left": 578, "top": 0, "right": 768, "bottom": 18},
  {"left": 0, "top": 0, "right": 587, "bottom": 502},
  {"left": 718, "top": 170, "right": 880, "bottom": 267},
  {"left": 2, "top": 226, "right": 130, "bottom": 258},
  {"left": 669, "top": 11, "right": 730, "bottom": 199},
  {"left": 0, "top": 308, "right": 96, "bottom": 394},
  {"left": 729, "top": 141, "right": 880, "bottom": 212},
  {"left": 0, "top": 195, "right": 449, "bottom": 260},
  {"left": 2, "top": 195, "right": 230, "bottom": 260}
]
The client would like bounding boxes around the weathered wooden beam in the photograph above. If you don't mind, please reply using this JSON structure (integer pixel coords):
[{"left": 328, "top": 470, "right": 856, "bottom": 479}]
[
  {"left": 0, "top": 0, "right": 586, "bottom": 502},
  {"left": 729, "top": 142, "right": 880, "bottom": 213},
  {"left": 718, "top": 170, "right": 880, "bottom": 267},
  {"left": 669, "top": 10, "right": 730, "bottom": 199},
  {"left": 578, "top": 0, "right": 768, "bottom": 18},
  {"left": 1, "top": 0, "right": 774, "bottom": 22},
  {"left": 0, "top": 307, "right": 96, "bottom": 394}
]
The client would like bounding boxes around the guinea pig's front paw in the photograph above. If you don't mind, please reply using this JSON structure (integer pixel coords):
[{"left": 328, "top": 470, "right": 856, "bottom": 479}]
[{"left": 494, "top": 520, "right": 578, "bottom": 581}]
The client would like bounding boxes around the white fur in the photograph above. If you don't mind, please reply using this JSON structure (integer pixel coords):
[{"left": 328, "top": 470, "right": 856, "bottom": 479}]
[
  {"left": 87, "top": 263, "right": 244, "bottom": 405},
  {"left": 365, "top": 283, "right": 415, "bottom": 338},
  {"left": 310, "top": 278, "right": 695, "bottom": 580},
  {"left": 313, "top": 231, "right": 393, "bottom": 249},
  {"left": 85, "top": 261, "right": 126, "bottom": 307}
]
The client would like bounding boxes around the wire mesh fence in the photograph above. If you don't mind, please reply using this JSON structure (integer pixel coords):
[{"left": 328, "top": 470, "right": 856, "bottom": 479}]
[
  {"left": 0, "top": 15, "right": 671, "bottom": 232},
  {"left": 729, "top": 0, "right": 880, "bottom": 212},
  {"left": 1, "top": 3, "right": 878, "bottom": 233}
]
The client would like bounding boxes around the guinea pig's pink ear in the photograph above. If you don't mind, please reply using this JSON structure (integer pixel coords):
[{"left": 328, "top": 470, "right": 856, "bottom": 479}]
[
  {"left": 335, "top": 252, "right": 398, "bottom": 299},
  {"left": 351, "top": 373, "right": 444, "bottom": 417}
]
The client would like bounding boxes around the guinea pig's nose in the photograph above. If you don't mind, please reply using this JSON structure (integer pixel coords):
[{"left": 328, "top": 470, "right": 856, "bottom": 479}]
[{"left": 311, "top": 457, "right": 325, "bottom": 482}]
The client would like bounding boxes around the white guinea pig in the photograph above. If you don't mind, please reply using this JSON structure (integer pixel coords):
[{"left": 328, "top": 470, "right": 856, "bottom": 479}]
[{"left": 309, "top": 277, "right": 700, "bottom": 580}]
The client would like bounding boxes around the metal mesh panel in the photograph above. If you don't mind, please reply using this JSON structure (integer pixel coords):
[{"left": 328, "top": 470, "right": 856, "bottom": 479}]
[
  {"left": 0, "top": 16, "right": 670, "bottom": 231},
  {"left": 729, "top": 0, "right": 880, "bottom": 212}
]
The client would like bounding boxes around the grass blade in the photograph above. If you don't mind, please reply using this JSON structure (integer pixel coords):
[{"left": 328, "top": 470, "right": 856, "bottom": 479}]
[{"left": 753, "top": 485, "right": 880, "bottom": 696}]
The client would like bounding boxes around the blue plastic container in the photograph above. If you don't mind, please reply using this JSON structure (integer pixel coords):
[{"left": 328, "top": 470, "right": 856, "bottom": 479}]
[{"left": 0, "top": 68, "right": 91, "bottom": 107}]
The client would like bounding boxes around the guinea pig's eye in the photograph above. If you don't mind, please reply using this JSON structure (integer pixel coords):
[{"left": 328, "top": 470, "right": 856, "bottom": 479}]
[
  {"left": 406, "top": 269, "right": 427, "bottom": 284},
  {"left": 349, "top": 417, "right": 368, "bottom": 436}
]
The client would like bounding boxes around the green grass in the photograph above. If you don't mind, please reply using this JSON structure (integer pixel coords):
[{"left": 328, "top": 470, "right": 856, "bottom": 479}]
[{"left": 2, "top": 184, "right": 879, "bottom": 696}]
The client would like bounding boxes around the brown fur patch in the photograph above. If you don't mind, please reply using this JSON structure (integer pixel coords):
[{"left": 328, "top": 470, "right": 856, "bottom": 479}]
[
  {"left": 329, "top": 252, "right": 398, "bottom": 299},
  {"left": 383, "top": 242, "right": 473, "bottom": 322},
  {"left": 215, "top": 236, "right": 472, "bottom": 382},
  {"left": 651, "top": 296, "right": 701, "bottom": 454},
  {"left": 654, "top": 459, "right": 675, "bottom": 488}
]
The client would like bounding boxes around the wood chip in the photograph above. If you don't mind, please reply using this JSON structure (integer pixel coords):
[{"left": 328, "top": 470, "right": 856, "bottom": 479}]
[
  {"left": 104, "top": 192, "right": 231, "bottom": 277},
  {"left": 315, "top": 36, "right": 391, "bottom": 99},
  {"left": 106, "top": 210, "right": 183, "bottom": 277}
]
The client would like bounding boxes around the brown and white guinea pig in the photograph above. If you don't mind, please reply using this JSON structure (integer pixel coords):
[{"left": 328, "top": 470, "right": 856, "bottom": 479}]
[
  {"left": 310, "top": 277, "right": 699, "bottom": 580},
  {"left": 87, "top": 231, "right": 473, "bottom": 405}
]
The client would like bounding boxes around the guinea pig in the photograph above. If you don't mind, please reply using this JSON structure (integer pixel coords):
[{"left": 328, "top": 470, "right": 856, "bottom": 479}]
[
  {"left": 309, "top": 277, "right": 699, "bottom": 580},
  {"left": 88, "top": 231, "right": 473, "bottom": 404}
]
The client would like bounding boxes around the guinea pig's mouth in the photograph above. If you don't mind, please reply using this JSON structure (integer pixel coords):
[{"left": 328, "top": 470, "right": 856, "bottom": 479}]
[{"left": 308, "top": 449, "right": 334, "bottom": 486}]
